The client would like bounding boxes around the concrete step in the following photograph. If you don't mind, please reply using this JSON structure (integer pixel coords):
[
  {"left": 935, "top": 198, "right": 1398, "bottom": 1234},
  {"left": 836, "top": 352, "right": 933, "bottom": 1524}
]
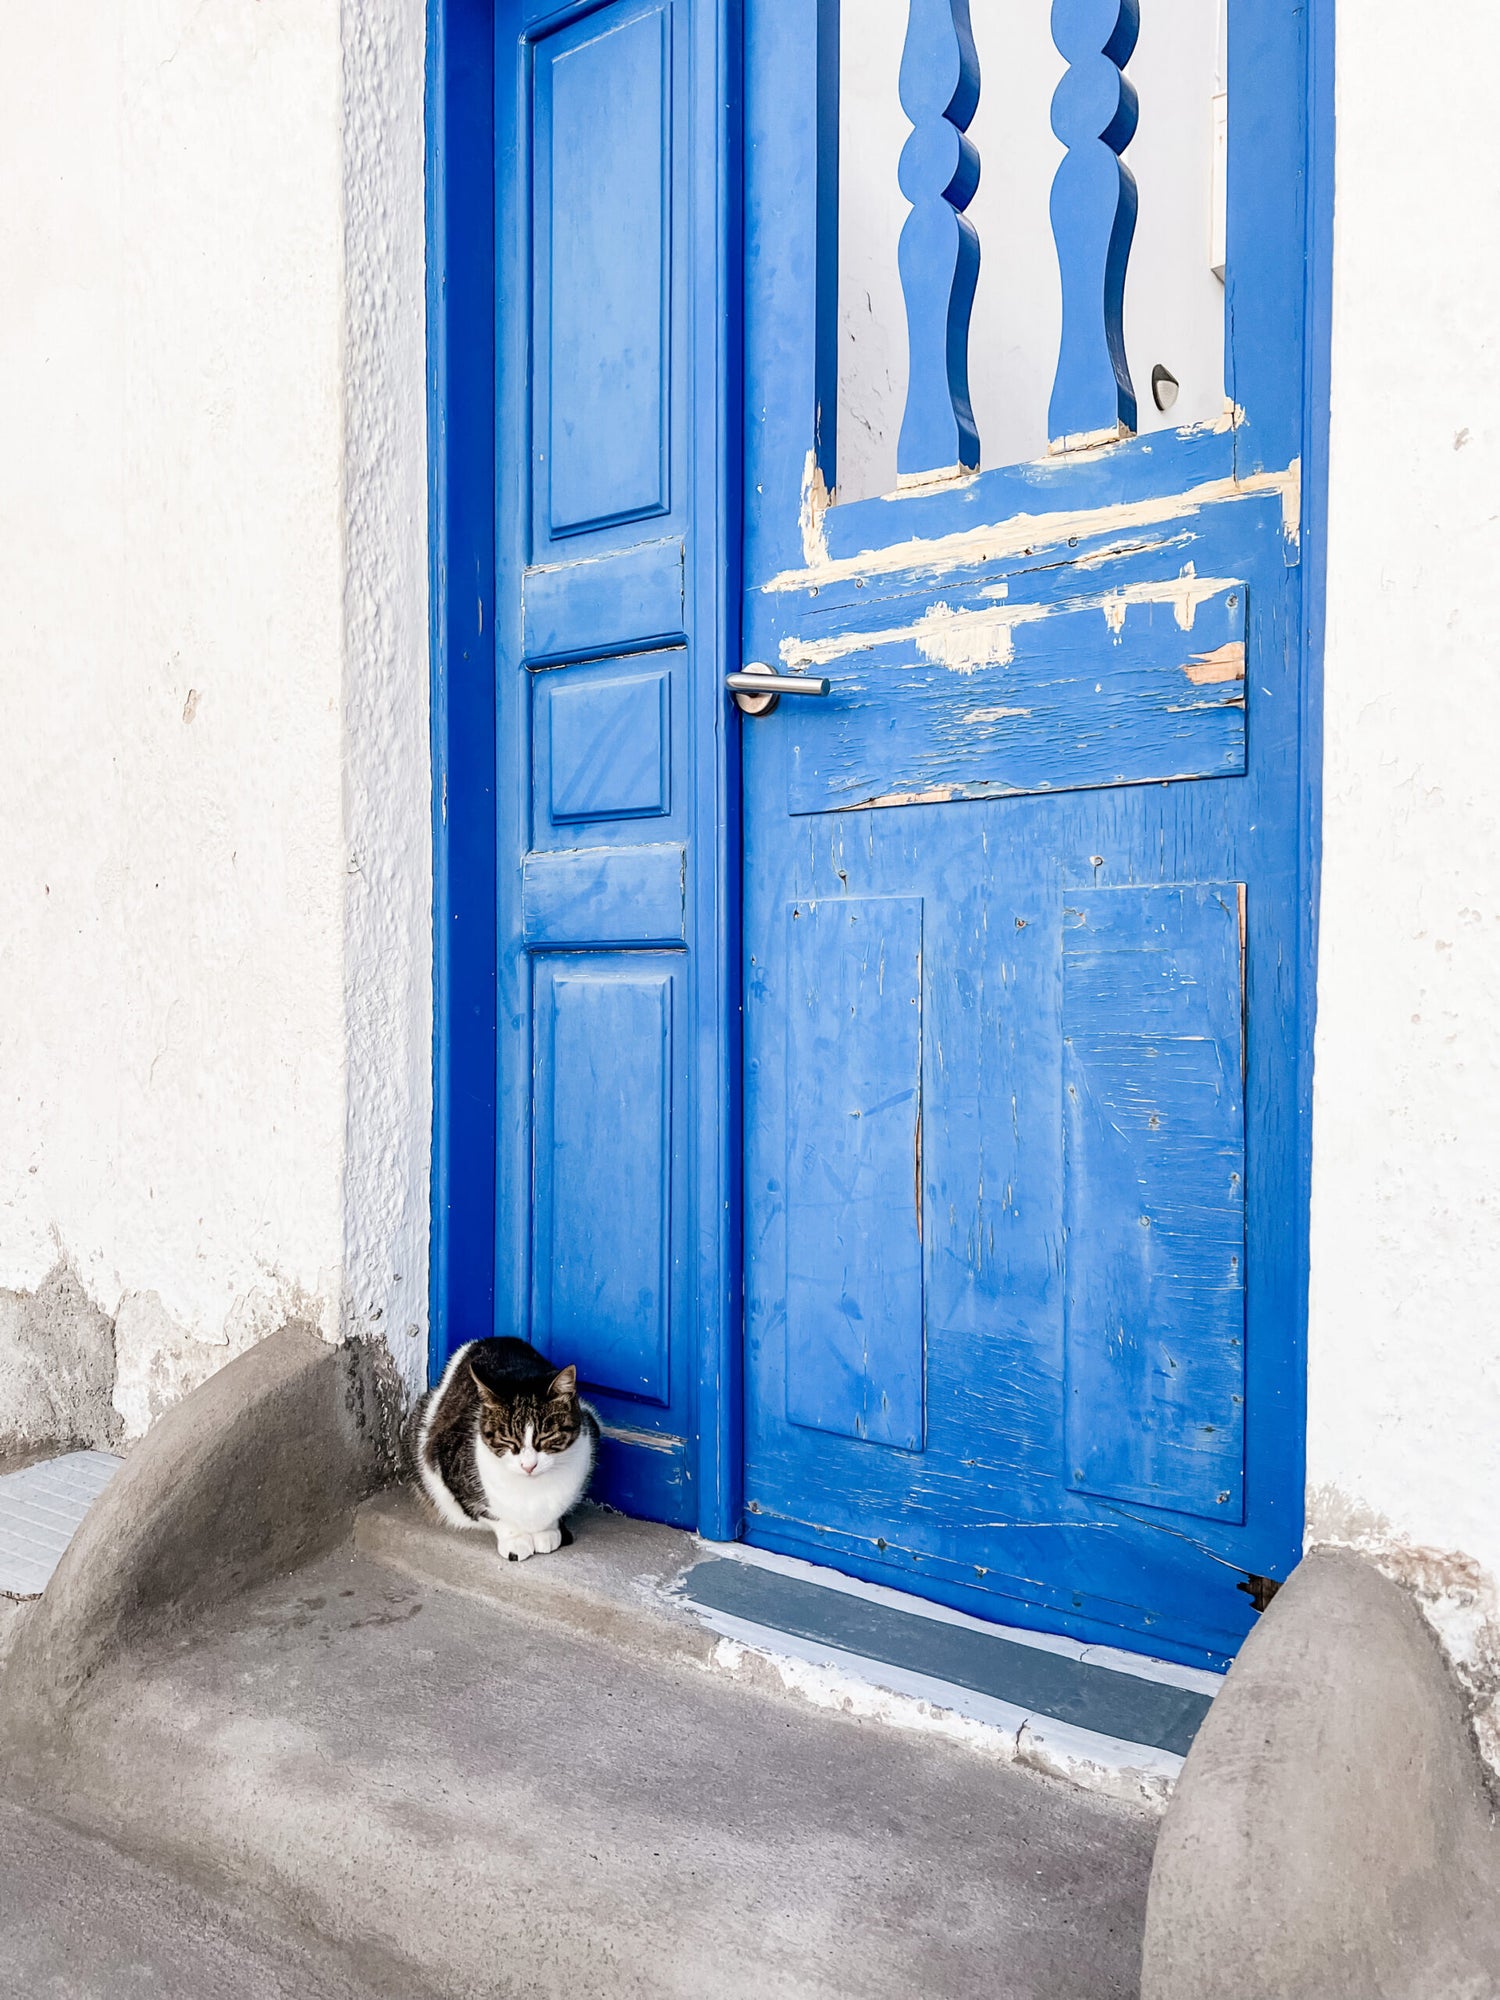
[
  {"left": 0, "top": 1794, "right": 434, "bottom": 1999},
  {"left": 358, "top": 1485, "right": 1212, "bottom": 1807},
  {"left": 35, "top": 1529, "right": 1158, "bottom": 2000}
]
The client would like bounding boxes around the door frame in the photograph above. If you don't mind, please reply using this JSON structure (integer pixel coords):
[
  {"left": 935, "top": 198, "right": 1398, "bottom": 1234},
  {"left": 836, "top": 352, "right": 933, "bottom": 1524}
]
[{"left": 426, "top": 0, "right": 1335, "bottom": 1557}]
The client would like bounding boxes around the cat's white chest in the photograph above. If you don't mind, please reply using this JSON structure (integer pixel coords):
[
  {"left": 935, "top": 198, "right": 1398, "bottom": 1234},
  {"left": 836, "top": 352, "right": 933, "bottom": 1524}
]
[{"left": 474, "top": 1429, "right": 593, "bottom": 1535}]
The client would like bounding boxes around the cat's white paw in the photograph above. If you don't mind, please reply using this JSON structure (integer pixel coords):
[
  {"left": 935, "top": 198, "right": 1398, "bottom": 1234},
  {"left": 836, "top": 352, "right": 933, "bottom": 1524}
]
[
  {"left": 494, "top": 1531, "right": 535, "bottom": 1562},
  {"left": 531, "top": 1524, "right": 564, "bottom": 1556}
]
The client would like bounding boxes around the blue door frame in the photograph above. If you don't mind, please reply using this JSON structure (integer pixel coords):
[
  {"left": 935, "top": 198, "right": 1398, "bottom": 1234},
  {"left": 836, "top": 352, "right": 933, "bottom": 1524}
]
[{"left": 428, "top": 0, "right": 1334, "bottom": 1659}]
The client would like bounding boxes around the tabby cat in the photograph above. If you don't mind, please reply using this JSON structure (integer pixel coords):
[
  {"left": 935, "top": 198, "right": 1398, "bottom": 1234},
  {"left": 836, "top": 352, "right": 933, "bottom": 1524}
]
[{"left": 414, "top": 1337, "right": 598, "bottom": 1561}]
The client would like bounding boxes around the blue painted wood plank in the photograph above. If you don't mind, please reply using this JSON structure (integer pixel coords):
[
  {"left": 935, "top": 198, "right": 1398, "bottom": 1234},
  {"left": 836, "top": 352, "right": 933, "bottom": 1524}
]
[
  {"left": 781, "top": 581, "right": 1247, "bottom": 814},
  {"left": 785, "top": 897, "right": 925, "bottom": 1452},
  {"left": 521, "top": 842, "right": 685, "bottom": 949},
  {"left": 533, "top": 967, "right": 674, "bottom": 1403},
  {"left": 683, "top": 0, "right": 745, "bottom": 1540},
  {"left": 1047, "top": 0, "right": 1140, "bottom": 449},
  {"left": 546, "top": 667, "right": 670, "bottom": 824},
  {"left": 1062, "top": 884, "right": 1246, "bottom": 1521},
  {"left": 818, "top": 426, "right": 1240, "bottom": 571},
  {"left": 521, "top": 537, "right": 685, "bottom": 665},
  {"left": 534, "top": 2, "right": 672, "bottom": 537},
  {"left": 896, "top": 0, "right": 981, "bottom": 481}
]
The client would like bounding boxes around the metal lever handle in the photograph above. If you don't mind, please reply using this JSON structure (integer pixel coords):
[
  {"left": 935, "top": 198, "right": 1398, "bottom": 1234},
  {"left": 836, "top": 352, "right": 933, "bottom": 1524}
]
[{"left": 726, "top": 662, "right": 830, "bottom": 716}]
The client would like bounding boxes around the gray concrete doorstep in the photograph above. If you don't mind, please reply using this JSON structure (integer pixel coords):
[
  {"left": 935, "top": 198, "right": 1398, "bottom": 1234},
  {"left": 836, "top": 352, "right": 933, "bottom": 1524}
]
[
  {"left": 41, "top": 1544, "right": 1157, "bottom": 2000},
  {"left": 0, "top": 1794, "right": 442, "bottom": 1999},
  {"left": 356, "top": 1486, "right": 715, "bottom": 1663},
  {"left": 359, "top": 1487, "right": 1194, "bottom": 1809}
]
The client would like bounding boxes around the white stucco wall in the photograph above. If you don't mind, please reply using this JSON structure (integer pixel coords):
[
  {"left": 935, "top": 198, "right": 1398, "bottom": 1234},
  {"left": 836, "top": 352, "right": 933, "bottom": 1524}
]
[
  {"left": 1309, "top": 2, "right": 1500, "bottom": 1745},
  {"left": 0, "top": 0, "right": 430, "bottom": 1441}
]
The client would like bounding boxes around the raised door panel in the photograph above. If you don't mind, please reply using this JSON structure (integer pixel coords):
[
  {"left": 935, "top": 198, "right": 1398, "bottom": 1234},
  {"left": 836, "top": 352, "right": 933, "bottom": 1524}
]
[
  {"left": 532, "top": 1, "right": 675, "bottom": 546},
  {"left": 543, "top": 663, "right": 671, "bottom": 826},
  {"left": 532, "top": 965, "right": 675, "bottom": 1406},
  {"left": 1062, "top": 884, "right": 1247, "bottom": 1522},
  {"left": 784, "top": 896, "right": 925, "bottom": 1452}
]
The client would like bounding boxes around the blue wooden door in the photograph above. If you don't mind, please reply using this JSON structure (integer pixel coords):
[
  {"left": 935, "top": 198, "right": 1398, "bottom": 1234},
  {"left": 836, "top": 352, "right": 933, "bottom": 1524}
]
[
  {"left": 480, "top": 0, "right": 735, "bottom": 1530},
  {"left": 738, "top": 1, "right": 1318, "bottom": 1670}
]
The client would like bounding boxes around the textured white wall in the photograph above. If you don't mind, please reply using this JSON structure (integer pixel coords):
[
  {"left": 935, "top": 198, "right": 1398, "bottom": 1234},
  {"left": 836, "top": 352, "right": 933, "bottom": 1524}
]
[
  {"left": 0, "top": 0, "right": 430, "bottom": 1440},
  {"left": 338, "top": 0, "right": 434, "bottom": 1396},
  {"left": 1309, "top": 2, "right": 1500, "bottom": 1745}
]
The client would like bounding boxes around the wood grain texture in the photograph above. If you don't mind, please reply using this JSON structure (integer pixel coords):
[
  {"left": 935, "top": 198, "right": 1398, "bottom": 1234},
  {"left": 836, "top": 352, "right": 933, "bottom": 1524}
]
[
  {"left": 779, "top": 581, "right": 1248, "bottom": 814},
  {"left": 521, "top": 537, "right": 685, "bottom": 666},
  {"left": 521, "top": 843, "right": 685, "bottom": 950},
  {"left": 546, "top": 667, "right": 670, "bottom": 825},
  {"left": 1062, "top": 885, "right": 1246, "bottom": 1522}
]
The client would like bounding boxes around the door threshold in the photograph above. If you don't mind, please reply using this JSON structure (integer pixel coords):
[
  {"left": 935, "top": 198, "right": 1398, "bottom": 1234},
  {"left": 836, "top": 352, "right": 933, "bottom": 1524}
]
[{"left": 680, "top": 1539, "right": 1222, "bottom": 1810}]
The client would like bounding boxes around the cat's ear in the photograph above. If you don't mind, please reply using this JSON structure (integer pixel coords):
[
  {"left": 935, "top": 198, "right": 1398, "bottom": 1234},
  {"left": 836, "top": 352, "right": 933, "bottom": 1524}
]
[
  {"left": 468, "top": 1361, "right": 503, "bottom": 1408},
  {"left": 548, "top": 1365, "right": 578, "bottom": 1400}
]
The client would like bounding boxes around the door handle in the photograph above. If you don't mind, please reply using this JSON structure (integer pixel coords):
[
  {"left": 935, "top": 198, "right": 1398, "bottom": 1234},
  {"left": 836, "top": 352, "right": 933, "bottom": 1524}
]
[{"left": 726, "top": 662, "right": 831, "bottom": 716}]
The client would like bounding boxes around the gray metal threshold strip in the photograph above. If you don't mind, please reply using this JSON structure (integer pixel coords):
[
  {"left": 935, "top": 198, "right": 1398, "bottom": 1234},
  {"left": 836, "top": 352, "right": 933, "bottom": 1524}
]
[{"left": 679, "top": 1557, "right": 1213, "bottom": 1758}]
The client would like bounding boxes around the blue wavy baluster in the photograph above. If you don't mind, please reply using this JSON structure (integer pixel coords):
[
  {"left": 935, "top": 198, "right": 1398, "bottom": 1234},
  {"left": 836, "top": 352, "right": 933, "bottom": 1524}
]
[
  {"left": 896, "top": 0, "right": 981, "bottom": 482},
  {"left": 1048, "top": 0, "right": 1140, "bottom": 449}
]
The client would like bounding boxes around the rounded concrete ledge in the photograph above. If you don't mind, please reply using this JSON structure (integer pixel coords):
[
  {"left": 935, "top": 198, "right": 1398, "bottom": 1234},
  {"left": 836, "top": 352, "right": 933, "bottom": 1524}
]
[
  {"left": 0, "top": 1324, "right": 396, "bottom": 1746},
  {"left": 1141, "top": 1549, "right": 1500, "bottom": 2000}
]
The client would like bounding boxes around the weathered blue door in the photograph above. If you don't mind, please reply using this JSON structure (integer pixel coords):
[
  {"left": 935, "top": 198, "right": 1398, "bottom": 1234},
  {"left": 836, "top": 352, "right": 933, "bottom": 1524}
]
[
  {"left": 446, "top": 0, "right": 1318, "bottom": 1672},
  {"left": 737, "top": 1, "right": 1317, "bottom": 1670}
]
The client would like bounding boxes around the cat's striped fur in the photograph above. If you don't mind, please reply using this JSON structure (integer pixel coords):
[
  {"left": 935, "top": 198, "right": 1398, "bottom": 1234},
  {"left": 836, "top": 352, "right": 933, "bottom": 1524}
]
[{"left": 414, "top": 1337, "right": 598, "bottom": 1561}]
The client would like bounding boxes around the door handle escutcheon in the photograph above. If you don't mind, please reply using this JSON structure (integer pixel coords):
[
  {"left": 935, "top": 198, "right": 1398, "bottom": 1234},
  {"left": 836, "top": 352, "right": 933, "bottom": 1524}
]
[{"left": 726, "top": 662, "right": 831, "bottom": 715}]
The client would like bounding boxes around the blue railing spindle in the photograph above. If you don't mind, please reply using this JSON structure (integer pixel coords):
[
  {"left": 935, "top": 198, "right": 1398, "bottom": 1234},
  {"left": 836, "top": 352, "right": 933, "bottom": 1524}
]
[
  {"left": 896, "top": 0, "right": 981, "bottom": 483},
  {"left": 1048, "top": 0, "right": 1140, "bottom": 451}
]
